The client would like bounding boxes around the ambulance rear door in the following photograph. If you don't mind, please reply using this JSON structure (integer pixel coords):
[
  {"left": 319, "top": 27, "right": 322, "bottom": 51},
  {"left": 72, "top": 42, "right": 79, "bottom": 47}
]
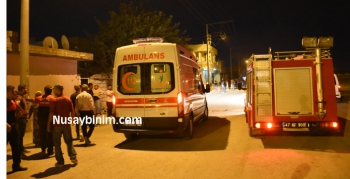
[
  {"left": 143, "top": 44, "right": 179, "bottom": 129},
  {"left": 115, "top": 45, "right": 145, "bottom": 120}
]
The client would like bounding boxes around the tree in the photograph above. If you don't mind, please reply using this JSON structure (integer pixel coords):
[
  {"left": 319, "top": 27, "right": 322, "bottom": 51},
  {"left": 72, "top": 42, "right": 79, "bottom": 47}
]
[{"left": 80, "top": 2, "right": 190, "bottom": 76}]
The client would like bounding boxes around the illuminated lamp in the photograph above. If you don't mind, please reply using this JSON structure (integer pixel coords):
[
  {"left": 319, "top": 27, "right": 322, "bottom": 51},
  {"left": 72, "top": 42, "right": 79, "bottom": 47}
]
[
  {"left": 255, "top": 123, "right": 261, "bottom": 129},
  {"left": 332, "top": 122, "right": 338, "bottom": 128},
  {"left": 267, "top": 123, "right": 273, "bottom": 129}
]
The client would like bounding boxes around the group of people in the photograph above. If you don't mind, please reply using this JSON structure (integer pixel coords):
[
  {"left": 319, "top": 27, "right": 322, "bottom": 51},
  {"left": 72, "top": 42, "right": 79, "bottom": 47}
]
[
  {"left": 6, "top": 83, "right": 115, "bottom": 171},
  {"left": 214, "top": 79, "right": 243, "bottom": 92}
]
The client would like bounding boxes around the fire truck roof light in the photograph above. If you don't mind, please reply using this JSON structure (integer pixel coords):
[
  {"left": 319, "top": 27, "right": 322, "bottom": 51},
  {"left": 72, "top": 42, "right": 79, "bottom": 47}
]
[
  {"left": 302, "top": 37, "right": 317, "bottom": 48},
  {"left": 255, "top": 123, "right": 261, "bottom": 129},
  {"left": 133, "top": 37, "right": 164, "bottom": 44},
  {"left": 318, "top": 37, "right": 333, "bottom": 48}
]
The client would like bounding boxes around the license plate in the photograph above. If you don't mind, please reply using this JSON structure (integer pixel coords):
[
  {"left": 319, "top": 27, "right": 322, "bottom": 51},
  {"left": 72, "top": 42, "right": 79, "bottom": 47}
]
[{"left": 283, "top": 122, "right": 308, "bottom": 128}]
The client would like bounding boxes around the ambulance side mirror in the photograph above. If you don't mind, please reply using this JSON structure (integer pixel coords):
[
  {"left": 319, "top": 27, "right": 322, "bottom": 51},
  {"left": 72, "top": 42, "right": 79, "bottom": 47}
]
[{"left": 205, "top": 84, "right": 210, "bottom": 93}]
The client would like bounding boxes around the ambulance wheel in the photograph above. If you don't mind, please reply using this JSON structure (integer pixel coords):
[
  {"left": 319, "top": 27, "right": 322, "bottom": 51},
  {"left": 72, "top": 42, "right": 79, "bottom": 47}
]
[
  {"left": 124, "top": 133, "right": 137, "bottom": 140},
  {"left": 187, "top": 117, "right": 194, "bottom": 139},
  {"left": 203, "top": 105, "right": 209, "bottom": 121}
]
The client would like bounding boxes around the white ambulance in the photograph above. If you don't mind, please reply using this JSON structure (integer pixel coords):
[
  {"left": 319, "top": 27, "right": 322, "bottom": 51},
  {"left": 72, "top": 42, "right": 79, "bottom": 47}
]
[{"left": 111, "top": 37, "right": 210, "bottom": 139}]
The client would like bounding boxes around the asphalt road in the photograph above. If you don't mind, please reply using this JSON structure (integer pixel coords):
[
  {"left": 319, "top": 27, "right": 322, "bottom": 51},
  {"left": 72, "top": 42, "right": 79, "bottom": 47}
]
[{"left": 6, "top": 90, "right": 350, "bottom": 179}]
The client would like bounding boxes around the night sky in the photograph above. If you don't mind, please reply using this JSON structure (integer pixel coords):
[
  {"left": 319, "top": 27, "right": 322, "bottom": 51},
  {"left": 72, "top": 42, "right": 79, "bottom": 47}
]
[{"left": 6, "top": 0, "right": 350, "bottom": 72}]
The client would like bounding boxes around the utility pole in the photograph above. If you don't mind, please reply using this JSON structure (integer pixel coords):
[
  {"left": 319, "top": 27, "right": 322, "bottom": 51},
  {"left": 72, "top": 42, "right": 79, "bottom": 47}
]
[
  {"left": 206, "top": 24, "right": 210, "bottom": 85},
  {"left": 230, "top": 48, "right": 232, "bottom": 80},
  {"left": 206, "top": 20, "right": 233, "bottom": 86},
  {"left": 20, "top": 0, "right": 30, "bottom": 94}
]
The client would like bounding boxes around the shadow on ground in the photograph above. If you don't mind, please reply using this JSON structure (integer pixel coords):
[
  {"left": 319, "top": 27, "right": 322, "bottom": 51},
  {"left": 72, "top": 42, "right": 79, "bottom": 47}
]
[
  {"left": 115, "top": 116, "right": 230, "bottom": 151},
  {"left": 74, "top": 143, "right": 96, "bottom": 147},
  {"left": 260, "top": 117, "right": 350, "bottom": 153},
  {"left": 30, "top": 164, "right": 77, "bottom": 178},
  {"left": 22, "top": 152, "right": 54, "bottom": 160}
]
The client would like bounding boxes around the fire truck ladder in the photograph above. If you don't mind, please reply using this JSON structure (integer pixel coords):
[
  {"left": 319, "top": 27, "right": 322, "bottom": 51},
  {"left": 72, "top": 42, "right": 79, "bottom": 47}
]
[{"left": 253, "top": 54, "right": 273, "bottom": 123}]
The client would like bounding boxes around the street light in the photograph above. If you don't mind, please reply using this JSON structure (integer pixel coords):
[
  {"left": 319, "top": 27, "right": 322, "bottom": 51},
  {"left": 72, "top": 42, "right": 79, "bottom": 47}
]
[{"left": 205, "top": 20, "right": 233, "bottom": 86}]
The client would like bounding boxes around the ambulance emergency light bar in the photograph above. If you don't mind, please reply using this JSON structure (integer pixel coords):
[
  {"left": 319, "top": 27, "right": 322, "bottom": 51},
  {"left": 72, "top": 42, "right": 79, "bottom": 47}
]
[
  {"left": 302, "top": 36, "right": 333, "bottom": 48},
  {"left": 133, "top": 37, "right": 164, "bottom": 44}
]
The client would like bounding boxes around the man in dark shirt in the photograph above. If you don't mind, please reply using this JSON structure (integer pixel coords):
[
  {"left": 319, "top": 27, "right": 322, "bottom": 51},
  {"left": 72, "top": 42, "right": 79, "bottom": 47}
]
[
  {"left": 14, "top": 84, "right": 29, "bottom": 156},
  {"left": 34, "top": 85, "right": 56, "bottom": 156},
  {"left": 48, "top": 85, "right": 78, "bottom": 167},
  {"left": 87, "top": 83, "right": 94, "bottom": 97},
  {"left": 7, "top": 85, "right": 27, "bottom": 172},
  {"left": 70, "top": 85, "right": 81, "bottom": 139}
]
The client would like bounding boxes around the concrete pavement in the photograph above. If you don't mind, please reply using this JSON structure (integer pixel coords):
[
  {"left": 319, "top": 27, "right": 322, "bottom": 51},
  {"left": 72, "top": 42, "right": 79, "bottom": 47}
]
[{"left": 6, "top": 90, "right": 350, "bottom": 179}]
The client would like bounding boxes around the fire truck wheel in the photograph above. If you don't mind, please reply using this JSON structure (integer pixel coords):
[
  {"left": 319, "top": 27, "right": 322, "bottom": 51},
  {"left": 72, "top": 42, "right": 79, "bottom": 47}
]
[
  {"left": 336, "top": 98, "right": 341, "bottom": 103},
  {"left": 249, "top": 127, "right": 265, "bottom": 137},
  {"left": 124, "top": 133, "right": 137, "bottom": 140}
]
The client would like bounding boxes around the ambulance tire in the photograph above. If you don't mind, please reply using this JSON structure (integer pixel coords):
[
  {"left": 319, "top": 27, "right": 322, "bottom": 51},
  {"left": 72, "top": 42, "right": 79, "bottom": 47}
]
[
  {"left": 186, "top": 117, "right": 194, "bottom": 140},
  {"left": 124, "top": 133, "right": 137, "bottom": 140},
  {"left": 203, "top": 104, "right": 209, "bottom": 121}
]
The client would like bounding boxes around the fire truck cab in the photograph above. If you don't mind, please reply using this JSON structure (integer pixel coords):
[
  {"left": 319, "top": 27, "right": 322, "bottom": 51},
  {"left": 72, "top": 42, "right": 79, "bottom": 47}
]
[{"left": 245, "top": 37, "right": 339, "bottom": 136}]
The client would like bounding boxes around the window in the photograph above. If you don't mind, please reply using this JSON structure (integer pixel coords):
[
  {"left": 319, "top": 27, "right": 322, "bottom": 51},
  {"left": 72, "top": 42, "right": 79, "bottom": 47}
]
[
  {"left": 151, "top": 64, "right": 172, "bottom": 93},
  {"left": 118, "top": 65, "right": 141, "bottom": 94},
  {"left": 117, "top": 63, "right": 175, "bottom": 94}
]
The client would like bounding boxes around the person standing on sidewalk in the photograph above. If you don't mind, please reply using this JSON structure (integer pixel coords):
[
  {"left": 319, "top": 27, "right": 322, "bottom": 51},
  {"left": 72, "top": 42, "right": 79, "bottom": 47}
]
[
  {"left": 28, "top": 91, "right": 42, "bottom": 147},
  {"left": 7, "top": 85, "right": 28, "bottom": 172},
  {"left": 75, "top": 84, "right": 96, "bottom": 145},
  {"left": 92, "top": 84, "right": 103, "bottom": 116},
  {"left": 70, "top": 85, "right": 82, "bottom": 140},
  {"left": 106, "top": 85, "right": 114, "bottom": 117},
  {"left": 47, "top": 85, "right": 78, "bottom": 167},
  {"left": 33, "top": 85, "right": 55, "bottom": 156},
  {"left": 14, "top": 84, "right": 30, "bottom": 157}
]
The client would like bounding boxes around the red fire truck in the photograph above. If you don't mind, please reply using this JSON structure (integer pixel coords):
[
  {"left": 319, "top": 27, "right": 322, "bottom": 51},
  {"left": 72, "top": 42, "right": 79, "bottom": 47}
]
[{"left": 245, "top": 37, "right": 339, "bottom": 136}]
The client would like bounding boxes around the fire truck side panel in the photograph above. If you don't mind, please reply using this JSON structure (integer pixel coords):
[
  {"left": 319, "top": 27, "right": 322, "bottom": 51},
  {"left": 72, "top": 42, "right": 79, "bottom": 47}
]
[
  {"left": 246, "top": 57, "right": 339, "bottom": 134},
  {"left": 271, "top": 59, "right": 338, "bottom": 123}
]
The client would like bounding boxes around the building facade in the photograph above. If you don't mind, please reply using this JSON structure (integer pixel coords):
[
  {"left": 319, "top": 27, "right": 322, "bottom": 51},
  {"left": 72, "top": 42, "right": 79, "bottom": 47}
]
[
  {"left": 187, "top": 44, "right": 222, "bottom": 85},
  {"left": 6, "top": 31, "right": 93, "bottom": 132}
]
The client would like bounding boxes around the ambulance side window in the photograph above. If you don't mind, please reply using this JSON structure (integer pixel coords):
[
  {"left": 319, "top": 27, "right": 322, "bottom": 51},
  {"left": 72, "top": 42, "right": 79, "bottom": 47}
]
[
  {"left": 118, "top": 65, "right": 141, "bottom": 94},
  {"left": 193, "top": 68, "right": 204, "bottom": 94}
]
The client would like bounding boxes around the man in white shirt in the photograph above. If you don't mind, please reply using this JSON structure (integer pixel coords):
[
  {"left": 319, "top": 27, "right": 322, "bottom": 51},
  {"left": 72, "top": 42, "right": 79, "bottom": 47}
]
[
  {"left": 106, "top": 85, "right": 114, "bottom": 117},
  {"left": 75, "top": 84, "right": 96, "bottom": 145}
]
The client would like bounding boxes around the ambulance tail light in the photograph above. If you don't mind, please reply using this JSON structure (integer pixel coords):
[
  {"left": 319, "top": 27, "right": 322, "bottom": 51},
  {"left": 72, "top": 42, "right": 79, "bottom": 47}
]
[
  {"left": 177, "top": 92, "right": 184, "bottom": 117},
  {"left": 112, "top": 95, "right": 116, "bottom": 105}
]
